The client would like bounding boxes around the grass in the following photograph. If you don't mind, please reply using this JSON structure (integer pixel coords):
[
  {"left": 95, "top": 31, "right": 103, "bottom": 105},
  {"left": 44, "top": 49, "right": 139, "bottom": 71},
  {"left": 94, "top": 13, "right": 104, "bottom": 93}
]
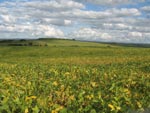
[{"left": 0, "top": 39, "right": 150, "bottom": 113}]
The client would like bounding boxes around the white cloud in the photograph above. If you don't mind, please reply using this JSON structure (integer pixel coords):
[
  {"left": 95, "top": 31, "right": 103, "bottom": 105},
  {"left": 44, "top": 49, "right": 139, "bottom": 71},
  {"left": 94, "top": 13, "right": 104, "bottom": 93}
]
[
  {"left": 107, "top": 8, "right": 141, "bottom": 16},
  {"left": 1, "top": 15, "right": 16, "bottom": 23},
  {"left": 64, "top": 20, "right": 72, "bottom": 25},
  {"left": 36, "top": 25, "right": 64, "bottom": 37},
  {"left": 70, "top": 8, "right": 140, "bottom": 20},
  {"left": 103, "top": 23, "right": 133, "bottom": 30},
  {"left": 70, "top": 28, "right": 112, "bottom": 41},
  {"left": 0, "top": 0, "right": 149, "bottom": 43},
  {"left": 128, "top": 32, "right": 143, "bottom": 37},
  {"left": 0, "top": 24, "right": 64, "bottom": 38},
  {"left": 40, "top": 18, "right": 72, "bottom": 26},
  {"left": 23, "top": 0, "right": 85, "bottom": 11},
  {"left": 141, "top": 6, "right": 150, "bottom": 12},
  {"left": 73, "top": 0, "right": 145, "bottom": 5}
]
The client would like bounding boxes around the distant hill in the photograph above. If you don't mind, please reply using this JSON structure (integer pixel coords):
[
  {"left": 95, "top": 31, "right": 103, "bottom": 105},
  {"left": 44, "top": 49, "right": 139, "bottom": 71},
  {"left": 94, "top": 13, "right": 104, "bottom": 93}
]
[
  {"left": 0, "top": 38, "right": 150, "bottom": 48},
  {"left": 100, "top": 42, "right": 150, "bottom": 48},
  {"left": 0, "top": 39, "right": 48, "bottom": 46}
]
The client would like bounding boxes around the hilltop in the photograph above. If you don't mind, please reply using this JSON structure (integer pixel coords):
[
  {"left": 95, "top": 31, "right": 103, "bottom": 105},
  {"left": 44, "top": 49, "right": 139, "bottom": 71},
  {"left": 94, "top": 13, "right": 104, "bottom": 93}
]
[{"left": 0, "top": 38, "right": 150, "bottom": 48}]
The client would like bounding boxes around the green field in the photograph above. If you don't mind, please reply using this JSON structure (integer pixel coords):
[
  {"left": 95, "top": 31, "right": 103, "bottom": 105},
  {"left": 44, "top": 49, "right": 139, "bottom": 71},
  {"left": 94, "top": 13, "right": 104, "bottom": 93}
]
[{"left": 0, "top": 39, "right": 150, "bottom": 113}]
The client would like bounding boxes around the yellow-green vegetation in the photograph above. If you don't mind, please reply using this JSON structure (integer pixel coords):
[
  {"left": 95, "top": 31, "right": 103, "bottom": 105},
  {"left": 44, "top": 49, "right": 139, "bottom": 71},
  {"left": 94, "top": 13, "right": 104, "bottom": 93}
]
[{"left": 0, "top": 39, "right": 150, "bottom": 113}]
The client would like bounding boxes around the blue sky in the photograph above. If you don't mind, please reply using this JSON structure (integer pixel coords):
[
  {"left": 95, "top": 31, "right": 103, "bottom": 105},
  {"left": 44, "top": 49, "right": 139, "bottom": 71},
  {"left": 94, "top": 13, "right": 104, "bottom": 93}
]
[{"left": 0, "top": 0, "right": 150, "bottom": 43}]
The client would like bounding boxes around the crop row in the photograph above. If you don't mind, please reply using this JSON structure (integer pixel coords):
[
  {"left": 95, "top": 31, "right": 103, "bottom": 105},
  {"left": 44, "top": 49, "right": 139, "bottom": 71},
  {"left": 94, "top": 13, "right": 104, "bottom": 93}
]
[{"left": 0, "top": 63, "right": 150, "bottom": 113}]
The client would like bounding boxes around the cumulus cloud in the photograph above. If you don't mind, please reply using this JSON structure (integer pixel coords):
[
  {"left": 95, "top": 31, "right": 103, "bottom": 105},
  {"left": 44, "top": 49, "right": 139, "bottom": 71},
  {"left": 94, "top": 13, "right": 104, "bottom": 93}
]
[
  {"left": 128, "top": 32, "right": 143, "bottom": 37},
  {"left": 68, "top": 27, "right": 150, "bottom": 43},
  {"left": 140, "top": 6, "right": 150, "bottom": 18},
  {"left": 0, "top": 24, "right": 64, "bottom": 38},
  {"left": 108, "top": 8, "right": 140, "bottom": 16},
  {"left": 70, "top": 28, "right": 112, "bottom": 41},
  {"left": 69, "top": 8, "right": 140, "bottom": 20},
  {"left": 39, "top": 18, "right": 72, "bottom": 26},
  {"left": 103, "top": 23, "right": 133, "bottom": 30},
  {"left": 23, "top": 0, "right": 85, "bottom": 11},
  {"left": 141, "top": 6, "right": 150, "bottom": 12},
  {"left": 1, "top": 15, "right": 16, "bottom": 23},
  {"left": 0, "top": 0, "right": 149, "bottom": 43},
  {"left": 36, "top": 25, "right": 64, "bottom": 37},
  {"left": 73, "top": 0, "right": 145, "bottom": 5}
]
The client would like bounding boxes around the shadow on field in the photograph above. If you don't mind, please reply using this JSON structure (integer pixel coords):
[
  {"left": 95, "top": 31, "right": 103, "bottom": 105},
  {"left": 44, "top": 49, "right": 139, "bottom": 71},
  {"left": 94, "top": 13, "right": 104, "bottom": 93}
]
[{"left": 107, "top": 43, "right": 150, "bottom": 48}]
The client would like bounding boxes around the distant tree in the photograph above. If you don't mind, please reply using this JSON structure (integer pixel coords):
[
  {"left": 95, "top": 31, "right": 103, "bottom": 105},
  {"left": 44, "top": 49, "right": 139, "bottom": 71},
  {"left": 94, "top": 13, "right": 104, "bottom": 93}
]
[
  {"left": 28, "top": 42, "right": 33, "bottom": 46},
  {"left": 20, "top": 39, "right": 26, "bottom": 42}
]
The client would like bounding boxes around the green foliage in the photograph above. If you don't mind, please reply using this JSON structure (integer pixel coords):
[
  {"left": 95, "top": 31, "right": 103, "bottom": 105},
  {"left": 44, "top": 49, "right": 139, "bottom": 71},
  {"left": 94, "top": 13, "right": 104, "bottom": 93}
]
[
  {"left": 0, "top": 39, "right": 150, "bottom": 113},
  {"left": 0, "top": 39, "right": 48, "bottom": 46}
]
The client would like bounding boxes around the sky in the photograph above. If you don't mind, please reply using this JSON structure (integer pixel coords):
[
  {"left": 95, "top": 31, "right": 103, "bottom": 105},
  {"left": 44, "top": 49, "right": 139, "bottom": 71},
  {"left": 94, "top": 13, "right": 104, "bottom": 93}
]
[{"left": 0, "top": 0, "right": 150, "bottom": 43}]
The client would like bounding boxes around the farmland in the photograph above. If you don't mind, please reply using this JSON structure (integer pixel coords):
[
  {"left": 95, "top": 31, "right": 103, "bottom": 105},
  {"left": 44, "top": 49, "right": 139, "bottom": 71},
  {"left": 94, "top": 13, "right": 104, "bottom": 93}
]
[{"left": 0, "top": 39, "right": 150, "bottom": 113}]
